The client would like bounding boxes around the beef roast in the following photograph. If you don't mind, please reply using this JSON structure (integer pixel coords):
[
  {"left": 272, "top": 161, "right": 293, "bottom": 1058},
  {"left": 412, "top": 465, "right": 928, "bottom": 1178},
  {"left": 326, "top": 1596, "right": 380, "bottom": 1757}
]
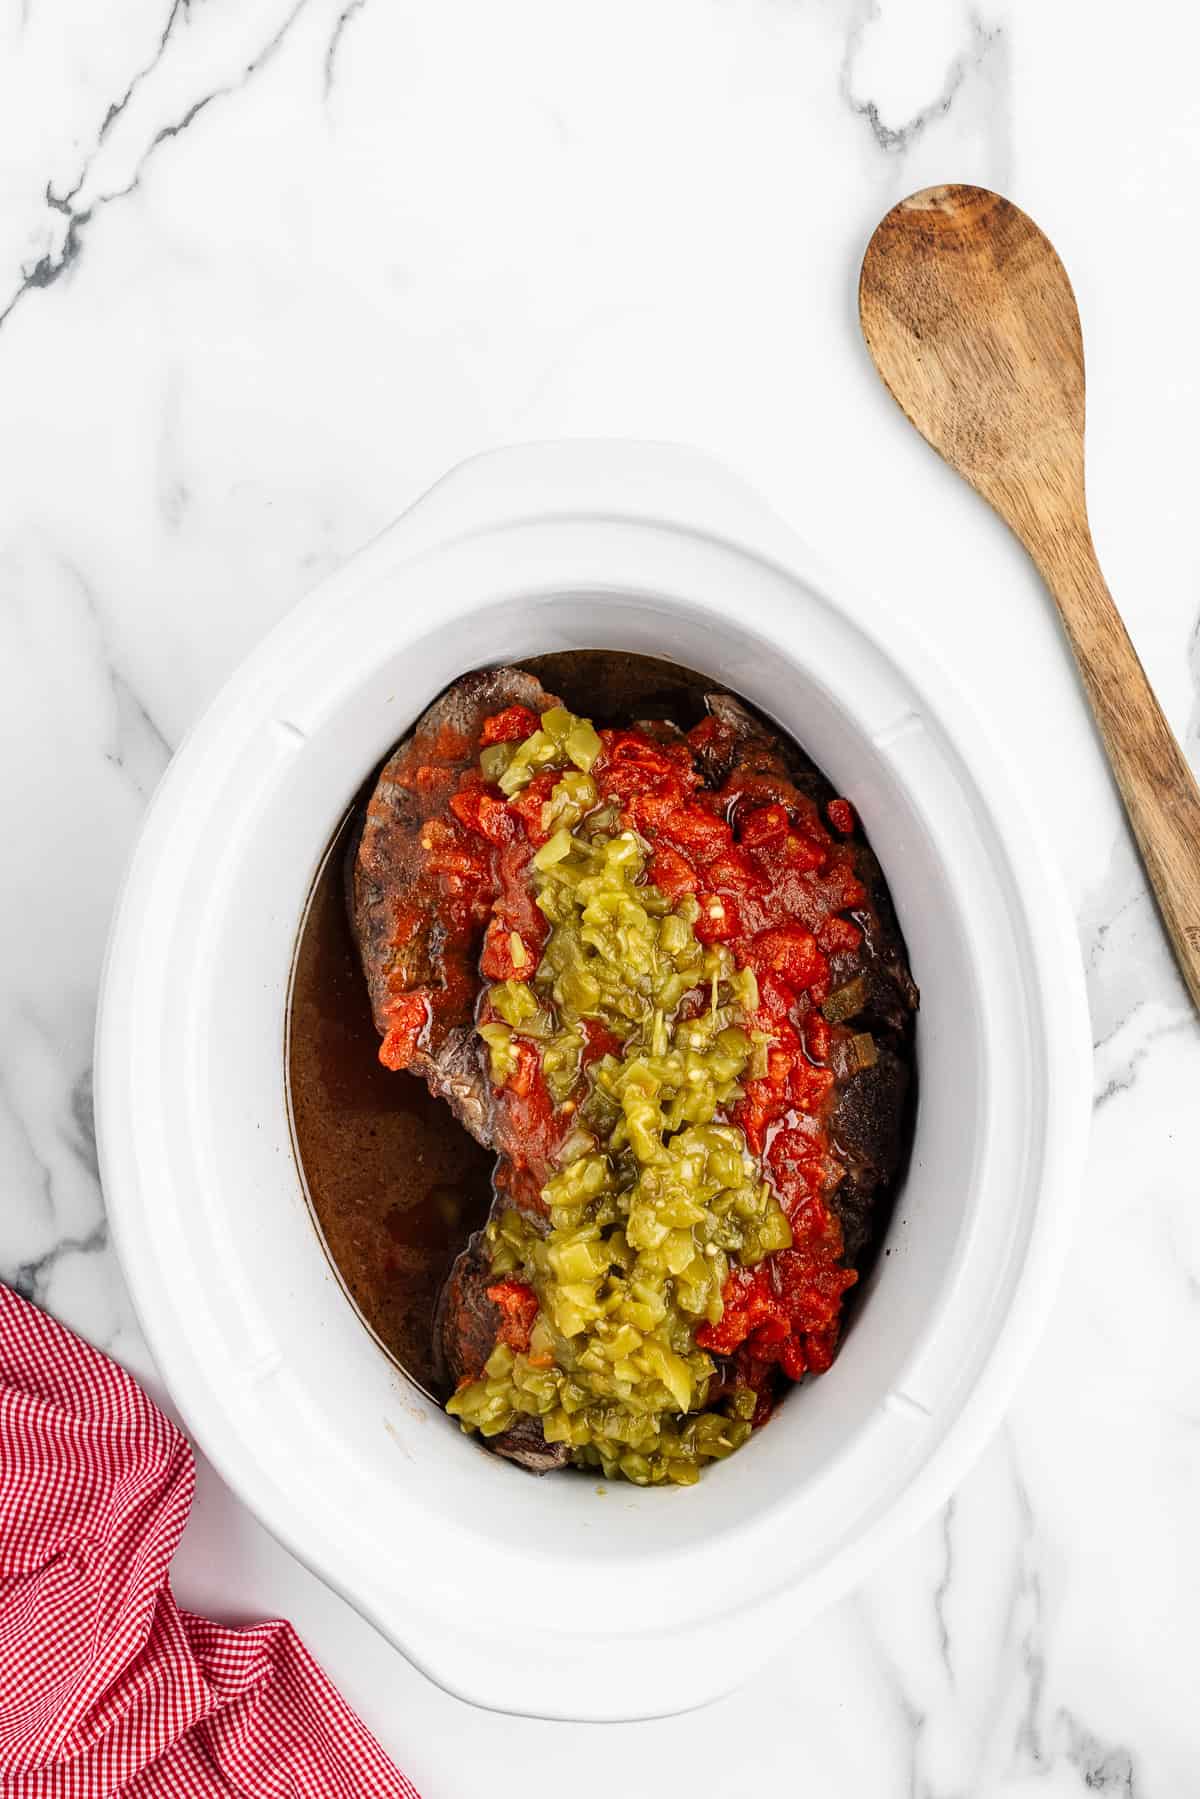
[
  {"left": 350, "top": 666, "right": 560, "bottom": 1145},
  {"left": 351, "top": 667, "right": 917, "bottom": 1474},
  {"left": 690, "top": 692, "right": 917, "bottom": 1265},
  {"left": 433, "top": 1233, "right": 571, "bottom": 1473},
  {"left": 351, "top": 667, "right": 570, "bottom": 1471}
]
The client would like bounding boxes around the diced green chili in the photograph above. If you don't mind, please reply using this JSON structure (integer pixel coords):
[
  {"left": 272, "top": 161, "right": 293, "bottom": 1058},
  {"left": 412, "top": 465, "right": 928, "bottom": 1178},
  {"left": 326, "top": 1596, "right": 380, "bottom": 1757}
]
[{"left": 448, "top": 706, "right": 792, "bottom": 1485}]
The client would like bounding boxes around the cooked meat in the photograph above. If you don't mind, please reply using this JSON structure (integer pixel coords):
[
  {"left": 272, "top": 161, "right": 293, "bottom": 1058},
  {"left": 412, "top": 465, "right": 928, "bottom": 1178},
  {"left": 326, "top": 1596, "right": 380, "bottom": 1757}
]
[
  {"left": 349, "top": 666, "right": 560, "bottom": 1144},
  {"left": 690, "top": 691, "right": 917, "bottom": 1266},
  {"left": 352, "top": 667, "right": 572, "bottom": 1473},
  {"left": 488, "top": 1412, "right": 573, "bottom": 1474},
  {"left": 829, "top": 1045, "right": 913, "bottom": 1264},
  {"left": 434, "top": 1231, "right": 569, "bottom": 1473},
  {"left": 351, "top": 667, "right": 918, "bottom": 1476},
  {"left": 434, "top": 1232, "right": 499, "bottom": 1388}
]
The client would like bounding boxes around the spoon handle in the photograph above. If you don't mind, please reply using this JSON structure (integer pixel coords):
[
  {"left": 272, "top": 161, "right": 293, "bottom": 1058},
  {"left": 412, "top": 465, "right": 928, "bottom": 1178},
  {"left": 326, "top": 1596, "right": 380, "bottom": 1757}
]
[{"left": 1026, "top": 512, "right": 1200, "bottom": 1009}]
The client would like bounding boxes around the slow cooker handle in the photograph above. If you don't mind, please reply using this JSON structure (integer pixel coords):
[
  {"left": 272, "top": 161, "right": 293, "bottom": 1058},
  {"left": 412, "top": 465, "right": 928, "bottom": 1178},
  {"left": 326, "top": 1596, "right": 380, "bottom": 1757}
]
[{"left": 384, "top": 439, "right": 805, "bottom": 567}]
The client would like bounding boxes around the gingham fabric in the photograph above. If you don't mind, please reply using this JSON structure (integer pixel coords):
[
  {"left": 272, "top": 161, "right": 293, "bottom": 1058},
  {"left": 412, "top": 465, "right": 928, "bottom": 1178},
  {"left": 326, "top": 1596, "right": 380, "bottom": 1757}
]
[{"left": 0, "top": 1283, "right": 420, "bottom": 1798}]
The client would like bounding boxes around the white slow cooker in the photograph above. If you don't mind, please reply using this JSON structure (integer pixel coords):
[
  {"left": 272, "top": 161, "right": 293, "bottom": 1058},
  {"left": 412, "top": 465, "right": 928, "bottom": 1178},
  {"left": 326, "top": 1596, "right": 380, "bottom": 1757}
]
[{"left": 95, "top": 441, "right": 1090, "bottom": 1720}]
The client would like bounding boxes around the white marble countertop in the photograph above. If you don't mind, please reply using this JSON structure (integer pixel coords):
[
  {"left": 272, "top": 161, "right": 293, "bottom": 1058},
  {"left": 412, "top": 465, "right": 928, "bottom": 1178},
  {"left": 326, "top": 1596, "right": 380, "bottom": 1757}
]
[{"left": 3, "top": 0, "right": 1199, "bottom": 1791}]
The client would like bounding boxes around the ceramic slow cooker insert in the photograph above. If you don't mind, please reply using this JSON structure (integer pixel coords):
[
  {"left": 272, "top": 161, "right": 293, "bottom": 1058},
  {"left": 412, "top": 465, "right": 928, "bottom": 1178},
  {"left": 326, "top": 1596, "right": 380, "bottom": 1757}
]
[{"left": 96, "top": 442, "right": 1090, "bottom": 1720}]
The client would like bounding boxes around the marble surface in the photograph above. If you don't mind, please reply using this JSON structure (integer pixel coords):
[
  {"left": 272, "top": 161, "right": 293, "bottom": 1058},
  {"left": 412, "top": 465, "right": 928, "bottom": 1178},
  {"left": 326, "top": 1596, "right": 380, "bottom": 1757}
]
[{"left": 2, "top": 0, "right": 1199, "bottom": 1791}]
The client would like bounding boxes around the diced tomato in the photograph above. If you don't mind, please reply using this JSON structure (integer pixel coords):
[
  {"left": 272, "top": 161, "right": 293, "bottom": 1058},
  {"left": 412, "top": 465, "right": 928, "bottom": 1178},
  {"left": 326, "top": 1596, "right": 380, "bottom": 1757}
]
[
  {"left": 648, "top": 843, "right": 698, "bottom": 900},
  {"left": 507, "top": 770, "right": 559, "bottom": 846},
  {"left": 421, "top": 814, "right": 491, "bottom": 883},
  {"left": 697, "top": 1245, "right": 855, "bottom": 1377},
  {"left": 802, "top": 1326, "right": 840, "bottom": 1374},
  {"left": 491, "top": 1042, "right": 560, "bottom": 1200},
  {"left": 788, "top": 1060, "right": 835, "bottom": 1113},
  {"left": 746, "top": 1314, "right": 789, "bottom": 1353},
  {"left": 817, "top": 914, "right": 863, "bottom": 956},
  {"left": 487, "top": 1279, "right": 539, "bottom": 1353},
  {"left": 482, "top": 705, "right": 540, "bottom": 746},
  {"left": 450, "top": 779, "right": 515, "bottom": 845},
  {"left": 765, "top": 1129, "right": 820, "bottom": 1199},
  {"left": 787, "top": 1188, "right": 836, "bottom": 1242},
  {"left": 777, "top": 834, "right": 828, "bottom": 874},
  {"left": 423, "top": 846, "right": 488, "bottom": 881},
  {"left": 695, "top": 1264, "right": 759, "bottom": 1355},
  {"left": 480, "top": 915, "right": 535, "bottom": 980},
  {"left": 694, "top": 891, "right": 741, "bottom": 942},
  {"left": 752, "top": 925, "right": 826, "bottom": 993},
  {"left": 489, "top": 842, "right": 549, "bottom": 975},
  {"left": 596, "top": 729, "right": 697, "bottom": 795},
  {"left": 506, "top": 1038, "right": 541, "bottom": 1100},
  {"left": 826, "top": 798, "right": 855, "bottom": 835},
  {"left": 816, "top": 860, "right": 868, "bottom": 914},
  {"left": 658, "top": 804, "right": 730, "bottom": 862},
  {"left": 752, "top": 967, "right": 798, "bottom": 1027},
  {"left": 581, "top": 1019, "right": 622, "bottom": 1063},
  {"left": 704, "top": 848, "right": 761, "bottom": 892},
  {"left": 378, "top": 991, "right": 430, "bottom": 1070},
  {"left": 800, "top": 1009, "right": 831, "bottom": 1064},
  {"left": 733, "top": 1077, "right": 785, "bottom": 1157},
  {"left": 738, "top": 804, "right": 790, "bottom": 848}
]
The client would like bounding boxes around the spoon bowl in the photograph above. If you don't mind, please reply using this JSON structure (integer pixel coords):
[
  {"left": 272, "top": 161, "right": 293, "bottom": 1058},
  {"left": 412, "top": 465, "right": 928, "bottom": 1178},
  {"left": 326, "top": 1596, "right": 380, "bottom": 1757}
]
[{"left": 860, "top": 183, "right": 1200, "bottom": 1011}]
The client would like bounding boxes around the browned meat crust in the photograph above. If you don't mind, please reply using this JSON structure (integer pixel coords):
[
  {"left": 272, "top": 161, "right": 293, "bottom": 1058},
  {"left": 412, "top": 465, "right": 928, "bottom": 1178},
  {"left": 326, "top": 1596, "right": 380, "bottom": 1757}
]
[{"left": 350, "top": 667, "right": 559, "bottom": 1145}]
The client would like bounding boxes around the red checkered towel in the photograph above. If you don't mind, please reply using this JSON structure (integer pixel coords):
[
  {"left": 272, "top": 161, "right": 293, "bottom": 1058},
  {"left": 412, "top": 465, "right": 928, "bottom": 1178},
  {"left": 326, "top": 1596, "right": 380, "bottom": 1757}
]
[{"left": 0, "top": 1283, "right": 420, "bottom": 1798}]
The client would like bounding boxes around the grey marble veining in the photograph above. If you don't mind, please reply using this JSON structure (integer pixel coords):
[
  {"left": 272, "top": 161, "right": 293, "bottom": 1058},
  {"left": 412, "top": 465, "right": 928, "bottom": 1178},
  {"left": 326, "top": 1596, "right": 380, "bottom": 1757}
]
[{"left": 1, "top": 0, "right": 1198, "bottom": 1791}]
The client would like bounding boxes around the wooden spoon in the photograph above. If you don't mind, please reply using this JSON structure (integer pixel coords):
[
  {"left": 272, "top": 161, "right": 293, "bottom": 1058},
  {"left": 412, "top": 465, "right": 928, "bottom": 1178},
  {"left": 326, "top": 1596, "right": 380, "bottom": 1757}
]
[{"left": 859, "top": 183, "right": 1200, "bottom": 1012}]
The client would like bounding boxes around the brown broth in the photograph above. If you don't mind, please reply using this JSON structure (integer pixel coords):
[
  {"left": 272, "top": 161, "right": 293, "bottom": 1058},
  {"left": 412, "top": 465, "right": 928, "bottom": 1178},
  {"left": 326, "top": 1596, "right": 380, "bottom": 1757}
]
[
  {"left": 287, "top": 812, "right": 495, "bottom": 1397},
  {"left": 287, "top": 652, "right": 723, "bottom": 1399}
]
